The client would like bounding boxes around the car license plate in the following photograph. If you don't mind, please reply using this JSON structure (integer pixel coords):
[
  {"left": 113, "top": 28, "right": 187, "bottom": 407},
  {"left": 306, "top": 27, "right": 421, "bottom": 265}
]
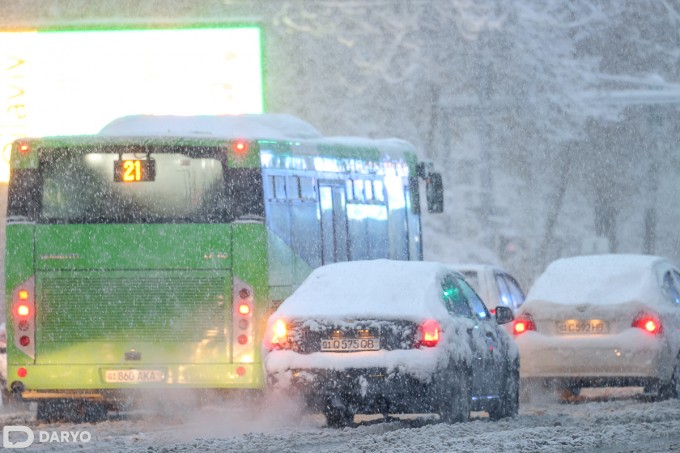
[
  {"left": 104, "top": 369, "right": 166, "bottom": 383},
  {"left": 321, "top": 338, "right": 380, "bottom": 352},
  {"left": 557, "top": 319, "right": 609, "bottom": 334}
]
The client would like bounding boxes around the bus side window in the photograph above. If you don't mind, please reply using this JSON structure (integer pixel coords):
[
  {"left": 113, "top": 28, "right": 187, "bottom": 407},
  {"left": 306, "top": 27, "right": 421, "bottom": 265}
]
[
  {"left": 274, "top": 175, "right": 286, "bottom": 200},
  {"left": 286, "top": 176, "right": 300, "bottom": 200},
  {"left": 345, "top": 179, "right": 354, "bottom": 201},
  {"left": 373, "top": 180, "right": 385, "bottom": 203},
  {"left": 299, "top": 176, "right": 316, "bottom": 200}
]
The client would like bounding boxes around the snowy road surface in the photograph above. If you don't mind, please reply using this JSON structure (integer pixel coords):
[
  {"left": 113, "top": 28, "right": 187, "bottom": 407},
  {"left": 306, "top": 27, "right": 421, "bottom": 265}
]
[{"left": 1, "top": 388, "right": 679, "bottom": 452}]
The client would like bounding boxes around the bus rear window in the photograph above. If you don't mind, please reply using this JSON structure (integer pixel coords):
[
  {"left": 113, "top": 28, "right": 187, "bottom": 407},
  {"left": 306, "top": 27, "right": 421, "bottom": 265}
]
[{"left": 39, "top": 148, "right": 234, "bottom": 224}]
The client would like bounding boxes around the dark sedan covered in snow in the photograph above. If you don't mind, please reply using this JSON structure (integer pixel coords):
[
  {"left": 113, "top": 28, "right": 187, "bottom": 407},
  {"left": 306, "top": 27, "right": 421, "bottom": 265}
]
[{"left": 263, "top": 259, "right": 519, "bottom": 427}]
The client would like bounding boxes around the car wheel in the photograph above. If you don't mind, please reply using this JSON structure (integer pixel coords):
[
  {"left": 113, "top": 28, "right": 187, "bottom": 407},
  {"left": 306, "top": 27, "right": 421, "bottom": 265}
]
[
  {"left": 488, "top": 358, "right": 519, "bottom": 421},
  {"left": 438, "top": 367, "right": 470, "bottom": 424},
  {"left": 557, "top": 384, "right": 581, "bottom": 402},
  {"left": 323, "top": 396, "right": 354, "bottom": 429},
  {"left": 658, "top": 358, "right": 680, "bottom": 400}
]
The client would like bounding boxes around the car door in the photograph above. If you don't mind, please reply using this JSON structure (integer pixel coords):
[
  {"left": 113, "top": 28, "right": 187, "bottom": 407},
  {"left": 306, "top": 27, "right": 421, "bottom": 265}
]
[
  {"left": 661, "top": 268, "right": 680, "bottom": 359},
  {"left": 441, "top": 274, "right": 499, "bottom": 399}
]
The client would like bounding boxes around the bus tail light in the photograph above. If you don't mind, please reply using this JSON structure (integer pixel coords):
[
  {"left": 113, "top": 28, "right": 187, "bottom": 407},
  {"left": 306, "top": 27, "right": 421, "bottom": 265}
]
[
  {"left": 231, "top": 140, "right": 249, "bottom": 157},
  {"left": 418, "top": 319, "right": 441, "bottom": 348},
  {"left": 632, "top": 312, "right": 663, "bottom": 335},
  {"left": 513, "top": 314, "right": 536, "bottom": 335},
  {"left": 11, "top": 277, "right": 36, "bottom": 359},
  {"left": 232, "top": 277, "right": 254, "bottom": 362},
  {"left": 17, "top": 142, "right": 30, "bottom": 155}
]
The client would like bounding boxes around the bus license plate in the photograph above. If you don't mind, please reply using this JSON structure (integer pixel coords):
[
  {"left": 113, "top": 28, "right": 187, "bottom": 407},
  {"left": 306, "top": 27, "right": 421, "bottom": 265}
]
[
  {"left": 321, "top": 338, "right": 380, "bottom": 352},
  {"left": 104, "top": 369, "right": 166, "bottom": 383}
]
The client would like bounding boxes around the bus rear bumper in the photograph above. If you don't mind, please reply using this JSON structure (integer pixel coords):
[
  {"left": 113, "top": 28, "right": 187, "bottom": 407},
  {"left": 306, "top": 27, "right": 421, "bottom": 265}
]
[{"left": 8, "top": 363, "right": 264, "bottom": 401}]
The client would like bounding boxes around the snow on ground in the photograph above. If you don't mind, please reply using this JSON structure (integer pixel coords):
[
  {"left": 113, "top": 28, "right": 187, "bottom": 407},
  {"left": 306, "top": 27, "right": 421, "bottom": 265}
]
[{"left": 1, "top": 388, "right": 679, "bottom": 452}]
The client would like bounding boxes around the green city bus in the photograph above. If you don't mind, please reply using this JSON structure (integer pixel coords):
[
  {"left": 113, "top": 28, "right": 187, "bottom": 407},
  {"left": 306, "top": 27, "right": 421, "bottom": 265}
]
[{"left": 4, "top": 114, "right": 443, "bottom": 420}]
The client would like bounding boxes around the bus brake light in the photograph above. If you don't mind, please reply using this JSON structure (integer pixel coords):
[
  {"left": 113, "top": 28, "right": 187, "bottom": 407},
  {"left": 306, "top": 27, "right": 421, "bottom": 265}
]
[
  {"left": 16, "top": 304, "right": 30, "bottom": 317},
  {"left": 238, "top": 303, "right": 250, "bottom": 315},
  {"left": 233, "top": 141, "right": 248, "bottom": 156}
]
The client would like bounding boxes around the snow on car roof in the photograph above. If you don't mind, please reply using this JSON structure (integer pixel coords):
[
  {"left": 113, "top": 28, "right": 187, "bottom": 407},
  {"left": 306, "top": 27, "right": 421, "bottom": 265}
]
[
  {"left": 98, "top": 114, "right": 323, "bottom": 140},
  {"left": 274, "top": 259, "right": 451, "bottom": 321},
  {"left": 526, "top": 254, "right": 669, "bottom": 306},
  {"left": 447, "top": 263, "right": 503, "bottom": 273}
]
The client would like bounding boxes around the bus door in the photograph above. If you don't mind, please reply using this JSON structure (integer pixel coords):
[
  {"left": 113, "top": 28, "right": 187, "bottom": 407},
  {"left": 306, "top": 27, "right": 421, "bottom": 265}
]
[{"left": 319, "top": 183, "right": 349, "bottom": 264}]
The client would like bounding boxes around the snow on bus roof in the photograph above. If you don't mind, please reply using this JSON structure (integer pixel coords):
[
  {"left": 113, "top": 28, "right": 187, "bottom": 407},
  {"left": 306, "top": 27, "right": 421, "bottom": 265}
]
[
  {"left": 525, "top": 254, "right": 670, "bottom": 306},
  {"left": 98, "top": 114, "right": 323, "bottom": 140},
  {"left": 99, "top": 115, "right": 417, "bottom": 156}
]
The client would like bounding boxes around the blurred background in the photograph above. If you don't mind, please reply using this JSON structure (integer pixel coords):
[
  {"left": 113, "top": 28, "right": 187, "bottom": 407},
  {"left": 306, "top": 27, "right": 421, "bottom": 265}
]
[{"left": 1, "top": 0, "right": 679, "bottom": 293}]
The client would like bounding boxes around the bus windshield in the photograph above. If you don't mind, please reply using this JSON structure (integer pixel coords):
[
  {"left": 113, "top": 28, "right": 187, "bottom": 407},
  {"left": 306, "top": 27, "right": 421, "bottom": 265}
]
[{"left": 31, "top": 145, "right": 264, "bottom": 224}]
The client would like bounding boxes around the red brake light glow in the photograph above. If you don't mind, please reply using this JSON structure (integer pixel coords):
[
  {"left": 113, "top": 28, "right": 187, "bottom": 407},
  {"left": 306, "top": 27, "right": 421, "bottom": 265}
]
[
  {"left": 513, "top": 315, "right": 536, "bottom": 335},
  {"left": 233, "top": 141, "right": 248, "bottom": 156},
  {"left": 420, "top": 319, "right": 441, "bottom": 347},
  {"left": 632, "top": 313, "right": 663, "bottom": 335},
  {"left": 17, "top": 368, "right": 27, "bottom": 378},
  {"left": 238, "top": 303, "right": 250, "bottom": 315},
  {"left": 270, "top": 319, "right": 289, "bottom": 349},
  {"left": 18, "top": 143, "right": 30, "bottom": 154}
]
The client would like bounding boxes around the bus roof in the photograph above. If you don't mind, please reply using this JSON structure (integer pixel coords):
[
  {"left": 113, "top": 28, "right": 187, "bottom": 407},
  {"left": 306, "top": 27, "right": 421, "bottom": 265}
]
[
  {"left": 98, "top": 114, "right": 418, "bottom": 157},
  {"left": 99, "top": 114, "right": 323, "bottom": 141},
  {"left": 13, "top": 115, "right": 420, "bottom": 170}
]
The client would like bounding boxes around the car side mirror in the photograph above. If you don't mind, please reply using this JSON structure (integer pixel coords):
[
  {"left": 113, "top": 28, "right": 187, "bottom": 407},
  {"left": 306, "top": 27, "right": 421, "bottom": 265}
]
[
  {"left": 426, "top": 172, "right": 444, "bottom": 213},
  {"left": 495, "top": 306, "right": 514, "bottom": 325}
]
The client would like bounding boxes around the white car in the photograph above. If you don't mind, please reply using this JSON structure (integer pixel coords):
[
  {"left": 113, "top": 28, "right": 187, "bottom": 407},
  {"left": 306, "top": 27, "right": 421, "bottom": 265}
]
[
  {"left": 263, "top": 259, "right": 519, "bottom": 427},
  {"left": 448, "top": 264, "right": 526, "bottom": 314},
  {"left": 513, "top": 254, "right": 680, "bottom": 400}
]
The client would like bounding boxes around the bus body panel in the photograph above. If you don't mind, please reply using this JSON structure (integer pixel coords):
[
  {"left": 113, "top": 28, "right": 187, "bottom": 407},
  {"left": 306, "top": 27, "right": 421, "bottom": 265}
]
[{"left": 35, "top": 224, "right": 232, "bottom": 271}]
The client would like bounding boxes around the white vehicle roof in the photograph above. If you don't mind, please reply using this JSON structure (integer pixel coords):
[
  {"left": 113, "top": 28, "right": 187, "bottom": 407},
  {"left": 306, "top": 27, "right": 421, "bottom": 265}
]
[
  {"left": 274, "top": 259, "right": 452, "bottom": 321},
  {"left": 99, "top": 114, "right": 418, "bottom": 161},
  {"left": 99, "top": 113, "right": 323, "bottom": 140},
  {"left": 448, "top": 263, "right": 506, "bottom": 274},
  {"left": 526, "top": 254, "right": 672, "bottom": 307}
]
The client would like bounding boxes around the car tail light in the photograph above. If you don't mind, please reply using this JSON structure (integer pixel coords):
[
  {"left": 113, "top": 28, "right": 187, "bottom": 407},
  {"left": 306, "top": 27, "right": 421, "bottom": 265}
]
[
  {"left": 12, "top": 277, "right": 35, "bottom": 359},
  {"left": 513, "top": 314, "right": 536, "bottom": 335},
  {"left": 632, "top": 313, "right": 663, "bottom": 335},
  {"left": 419, "top": 319, "right": 441, "bottom": 347},
  {"left": 268, "top": 318, "right": 289, "bottom": 350}
]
